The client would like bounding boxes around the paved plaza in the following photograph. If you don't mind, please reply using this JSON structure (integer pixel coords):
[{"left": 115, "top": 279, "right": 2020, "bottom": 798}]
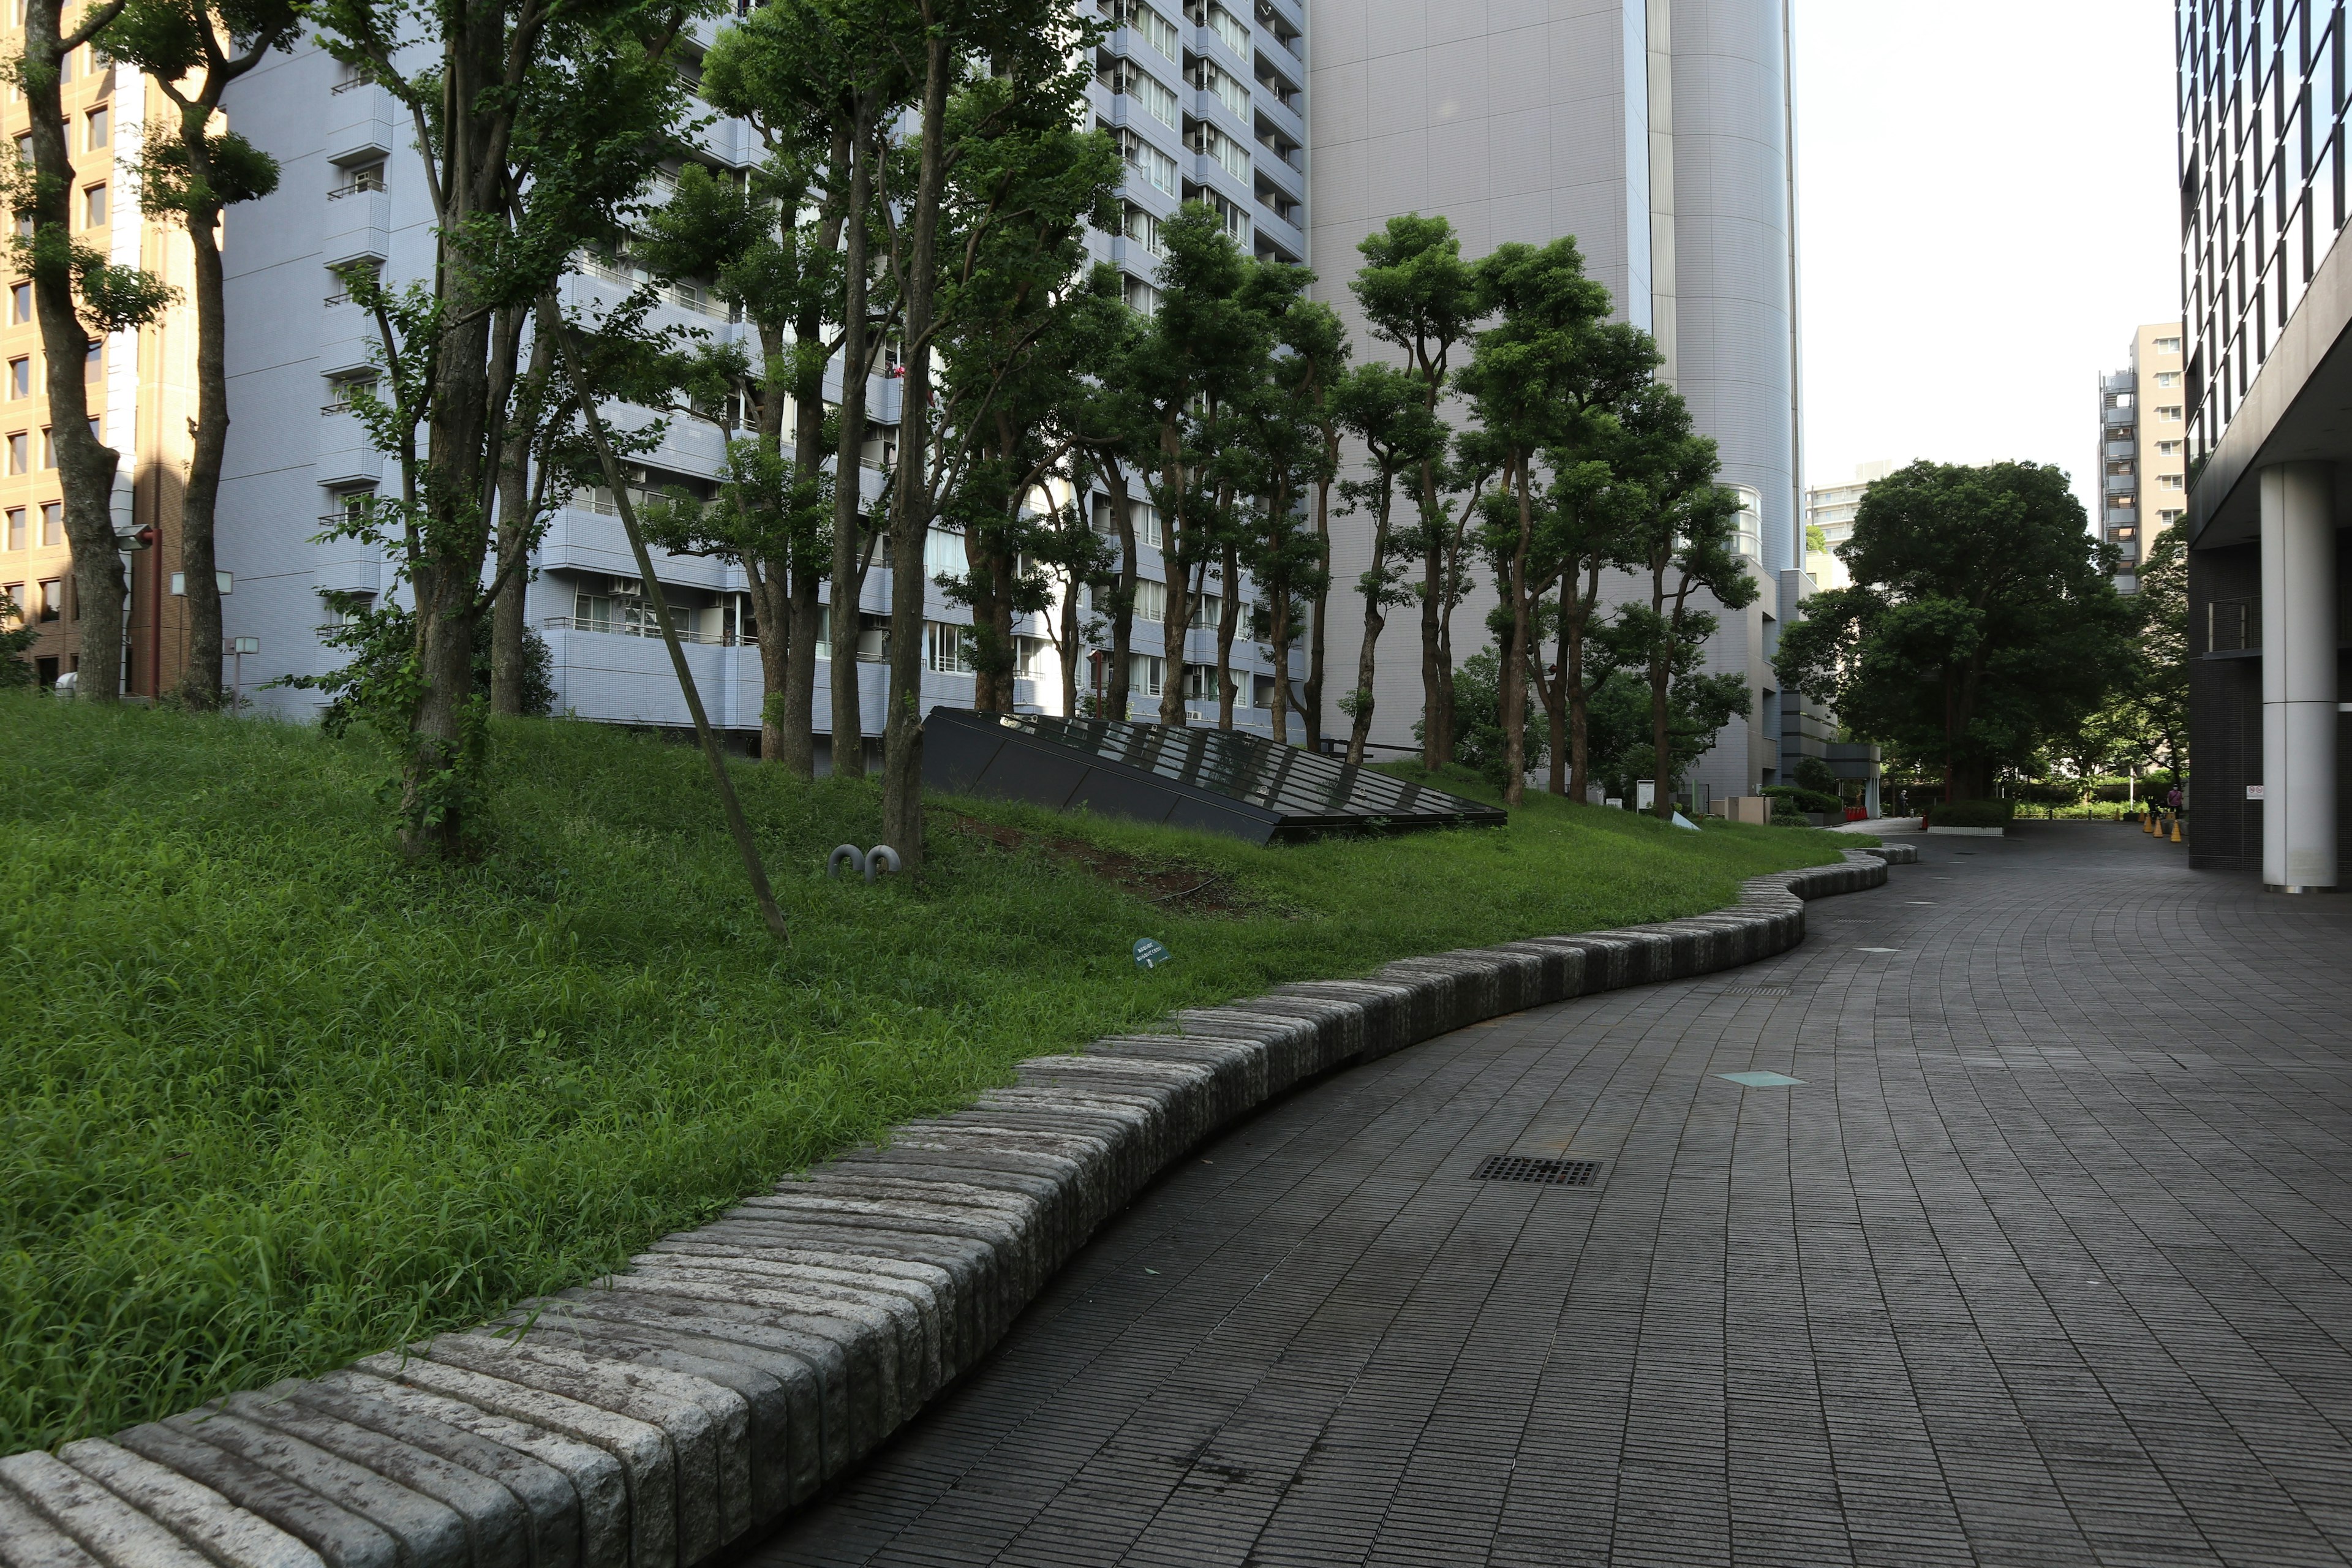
[{"left": 752, "top": 826, "right": 2352, "bottom": 1567}]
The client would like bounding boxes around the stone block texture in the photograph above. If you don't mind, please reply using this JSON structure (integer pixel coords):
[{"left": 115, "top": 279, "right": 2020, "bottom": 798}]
[{"left": 0, "top": 853, "right": 1888, "bottom": 1568}]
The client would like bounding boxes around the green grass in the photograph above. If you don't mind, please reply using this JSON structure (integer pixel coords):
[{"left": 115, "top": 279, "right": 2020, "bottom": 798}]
[{"left": 0, "top": 696, "right": 1849, "bottom": 1451}]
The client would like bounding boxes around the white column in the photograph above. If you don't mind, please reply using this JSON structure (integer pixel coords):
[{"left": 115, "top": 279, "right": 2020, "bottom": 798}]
[{"left": 2258, "top": 462, "right": 2339, "bottom": 891}]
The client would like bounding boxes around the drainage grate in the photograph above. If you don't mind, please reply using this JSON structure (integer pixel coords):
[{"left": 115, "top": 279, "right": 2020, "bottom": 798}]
[
  {"left": 1710, "top": 984, "right": 1792, "bottom": 997},
  {"left": 1471, "top": 1155, "right": 1604, "bottom": 1186}
]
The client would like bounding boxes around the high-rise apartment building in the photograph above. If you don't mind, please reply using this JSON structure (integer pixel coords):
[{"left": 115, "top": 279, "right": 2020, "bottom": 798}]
[
  {"left": 2175, "top": 0, "right": 2350, "bottom": 889},
  {"left": 0, "top": 39, "right": 198, "bottom": 697},
  {"left": 1803, "top": 459, "right": 1896, "bottom": 590},
  {"left": 192, "top": 1, "right": 1307, "bottom": 750},
  {"left": 1306, "top": 0, "right": 1806, "bottom": 797},
  {"left": 24, "top": 0, "right": 1807, "bottom": 809},
  {"left": 2095, "top": 323, "right": 2187, "bottom": 589}
]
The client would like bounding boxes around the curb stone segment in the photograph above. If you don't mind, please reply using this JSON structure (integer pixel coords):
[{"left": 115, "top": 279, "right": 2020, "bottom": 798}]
[{"left": 2, "top": 850, "right": 1890, "bottom": 1568}]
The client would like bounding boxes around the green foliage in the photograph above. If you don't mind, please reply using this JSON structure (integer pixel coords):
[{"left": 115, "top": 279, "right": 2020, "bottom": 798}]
[
  {"left": 0, "top": 696, "right": 1844, "bottom": 1449},
  {"left": 1774, "top": 461, "right": 2136, "bottom": 801},
  {"left": 1926, "top": 797, "right": 2014, "bottom": 828},
  {"left": 1428, "top": 645, "right": 1543, "bottom": 792},
  {"left": 1793, "top": 754, "right": 1841, "bottom": 796},
  {"left": 281, "top": 595, "right": 554, "bottom": 736},
  {"left": 1762, "top": 785, "right": 1842, "bottom": 816},
  {"left": 0, "top": 592, "right": 34, "bottom": 687}
]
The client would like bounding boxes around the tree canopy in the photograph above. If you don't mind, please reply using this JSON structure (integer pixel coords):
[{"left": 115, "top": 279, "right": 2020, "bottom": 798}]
[{"left": 1774, "top": 461, "right": 2135, "bottom": 801}]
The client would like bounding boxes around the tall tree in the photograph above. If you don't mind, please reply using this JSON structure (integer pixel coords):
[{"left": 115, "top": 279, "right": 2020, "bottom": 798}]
[
  {"left": 1126, "top": 203, "right": 1271, "bottom": 731},
  {"left": 1459, "top": 236, "right": 1628, "bottom": 807},
  {"left": 1607, "top": 386, "right": 1757, "bottom": 819},
  {"left": 10, "top": 0, "right": 178, "bottom": 704},
  {"left": 111, "top": 0, "right": 298, "bottom": 710},
  {"left": 930, "top": 108, "right": 1121, "bottom": 716},
  {"left": 1330, "top": 361, "right": 1434, "bottom": 765},
  {"left": 1776, "top": 460, "right": 2136, "bottom": 802},
  {"left": 1060, "top": 301, "right": 1150, "bottom": 720},
  {"left": 1349, "top": 213, "right": 1482, "bottom": 767},
  {"left": 1283, "top": 299, "right": 1346, "bottom": 748},
  {"left": 1232, "top": 291, "right": 1324, "bottom": 744},
  {"left": 873, "top": 1, "right": 1099, "bottom": 869},
  {"left": 313, "top": 0, "right": 693, "bottom": 853},
  {"left": 633, "top": 1, "right": 872, "bottom": 772}
]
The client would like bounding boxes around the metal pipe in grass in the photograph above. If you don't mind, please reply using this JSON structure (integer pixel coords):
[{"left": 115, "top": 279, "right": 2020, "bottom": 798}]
[{"left": 546, "top": 304, "right": 791, "bottom": 946}]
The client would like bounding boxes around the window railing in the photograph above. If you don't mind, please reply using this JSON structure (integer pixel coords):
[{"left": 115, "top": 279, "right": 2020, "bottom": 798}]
[
  {"left": 543, "top": 613, "right": 755, "bottom": 647},
  {"left": 328, "top": 170, "right": 386, "bottom": 199}
]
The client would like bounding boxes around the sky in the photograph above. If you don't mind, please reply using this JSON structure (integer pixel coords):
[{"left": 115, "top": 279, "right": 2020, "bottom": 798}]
[{"left": 1792, "top": 1, "right": 2180, "bottom": 521}]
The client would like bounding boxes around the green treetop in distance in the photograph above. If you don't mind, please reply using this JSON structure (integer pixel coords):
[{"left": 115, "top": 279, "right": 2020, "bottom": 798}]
[{"left": 1774, "top": 459, "right": 2135, "bottom": 803}]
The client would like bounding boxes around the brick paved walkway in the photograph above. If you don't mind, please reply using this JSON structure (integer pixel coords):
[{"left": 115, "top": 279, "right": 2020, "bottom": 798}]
[{"left": 750, "top": 826, "right": 2352, "bottom": 1567}]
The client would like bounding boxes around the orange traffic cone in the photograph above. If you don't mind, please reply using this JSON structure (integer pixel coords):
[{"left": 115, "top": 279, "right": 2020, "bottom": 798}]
[
  {"left": 2171, "top": 818, "right": 2183, "bottom": 843},
  {"left": 2142, "top": 813, "right": 2154, "bottom": 834}
]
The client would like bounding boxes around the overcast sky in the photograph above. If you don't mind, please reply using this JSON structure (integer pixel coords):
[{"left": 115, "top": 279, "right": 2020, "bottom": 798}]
[{"left": 1792, "top": 1, "right": 2179, "bottom": 520}]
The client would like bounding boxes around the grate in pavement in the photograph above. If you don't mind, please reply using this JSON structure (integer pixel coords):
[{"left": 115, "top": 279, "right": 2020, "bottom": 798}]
[
  {"left": 1471, "top": 1155, "right": 1604, "bottom": 1186},
  {"left": 1710, "top": 984, "right": 1792, "bottom": 997}
]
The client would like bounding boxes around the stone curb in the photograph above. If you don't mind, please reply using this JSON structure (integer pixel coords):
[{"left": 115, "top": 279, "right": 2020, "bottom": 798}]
[{"left": 0, "top": 849, "right": 1898, "bottom": 1568}]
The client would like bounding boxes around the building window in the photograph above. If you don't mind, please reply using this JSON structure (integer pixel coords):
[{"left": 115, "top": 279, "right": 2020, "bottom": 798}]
[
  {"left": 3, "top": 508, "right": 18, "bottom": 549},
  {"left": 1129, "top": 652, "right": 1164, "bottom": 697},
  {"left": 2154, "top": 335, "right": 2181, "bottom": 353},
  {"left": 923, "top": 526, "right": 965, "bottom": 579},
  {"left": 1, "top": 583, "right": 17, "bottom": 614},
  {"left": 924, "top": 620, "right": 974, "bottom": 674},
  {"left": 7, "top": 432, "right": 22, "bottom": 473},
  {"left": 1014, "top": 634, "right": 1050, "bottom": 679},
  {"left": 84, "top": 106, "right": 105, "bottom": 150},
  {"left": 10, "top": 283, "right": 27, "bottom": 323},
  {"left": 2156, "top": 404, "right": 2184, "bottom": 420},
  {"left": 7, "top": 357, "right": 23, "bottom": 399},
  {"left": 2156, "top": 439, "right": 2182, "bottom": 454},
  {"left": 1107, "top": 0, "right": 1178, "bottom": 61},
  {"left": 2157, "top": 508, "right": 2184, "bottom": 525},
  {"left": 1183, "top": 662, "right": 1220, "bottom": 699},
  {"left": 11, "top": 134, "right": 26, "bottom": 164},
  {"left": 40, "top": 428, "right": 52, "bottom": 467},
  {"left": 36, "top": 576, "right": 59, "bottom": 620},
  {"left": 39, "top": 501, "right": 59, "bottom": 545},
  {"left": 330, "top": 161, "right": 387, "bottom": 198},
  {"left": 2154, "top": 370, "right": 2180, "bottom": 388},
  {"left": 2158, "top": 473, "right": 2184, "bottom": 489},
  {"left": 81, "top": 184, "right": 104, "bottom": 227},
  {"left": 85, "top": 341, "right": 99, "bottom": 379}
]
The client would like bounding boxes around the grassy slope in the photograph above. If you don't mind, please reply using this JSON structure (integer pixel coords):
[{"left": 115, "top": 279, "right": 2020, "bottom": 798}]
[{"left": 0, "top": 697, "right": 1849, "bottom": 1449}]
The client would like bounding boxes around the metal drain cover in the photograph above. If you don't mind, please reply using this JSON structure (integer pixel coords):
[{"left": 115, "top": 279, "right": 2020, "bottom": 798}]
[
  {"left": 1711, "top": 984, "right": 1792, "bottom": 997},
  {"left": 1471, "top": 1156, "right": 1603, "bottom": 1186}
]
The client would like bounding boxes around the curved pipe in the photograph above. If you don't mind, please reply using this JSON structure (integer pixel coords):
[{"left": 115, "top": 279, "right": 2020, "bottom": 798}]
[
  {"left": 862, "top": 844, "right": 901, "bottom": 884},
  {"left": 829, "top": 843, "right": 865, "bottom": 880}
]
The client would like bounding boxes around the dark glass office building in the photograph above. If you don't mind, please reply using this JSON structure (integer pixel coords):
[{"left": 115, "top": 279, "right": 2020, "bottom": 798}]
[{"left": 2179, "top": 0, "right": 2352, "bottom": 888}]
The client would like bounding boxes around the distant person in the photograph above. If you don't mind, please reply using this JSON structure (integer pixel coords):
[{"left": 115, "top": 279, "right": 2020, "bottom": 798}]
[{"left": 2168, "top": 786, "right": 2183, "bottom": 813}]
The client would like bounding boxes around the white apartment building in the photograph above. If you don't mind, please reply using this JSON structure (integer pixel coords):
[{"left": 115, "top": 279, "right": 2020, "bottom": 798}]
[
  {"left": 181, "top": 0, "right": 1808, "bottom": 795},
  {"left": 1803, "top": 458, "right": 1896, "bottom": 591},
  {"left": 209, "top": 0, "right": 1308, "bottom": 754},
  {"left": 1306, "top": 0, "right": 1807, "bottom": 797}
]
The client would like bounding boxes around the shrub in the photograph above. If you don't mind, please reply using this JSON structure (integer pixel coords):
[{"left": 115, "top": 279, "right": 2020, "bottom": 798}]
[
  {"left": 1927, "top": 797, "right": 2013, "bottom": 829},
  {"left": 1793, "top": 755, "right": 1841, "bottom": 796},
  {"left": 1764, "top": 785, "right": 1843, "bottom": 815},
  {"left": 1769, "top": 811, "right": 1812, "bottom": 829}
]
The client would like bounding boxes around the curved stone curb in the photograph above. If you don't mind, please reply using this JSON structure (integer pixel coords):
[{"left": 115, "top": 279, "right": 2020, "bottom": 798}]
[{"left": 0, "top": 850, "right": 1895, "bottom": 1568}]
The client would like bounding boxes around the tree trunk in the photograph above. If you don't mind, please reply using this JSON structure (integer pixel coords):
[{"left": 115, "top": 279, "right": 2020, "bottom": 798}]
[
  {"left": 173, "top": 200, "right": 229, "bottom": 710},
  {"left": 1303, "top": 468, "right": 1330, "bottom": 749},
  {"left": 1500, "top": 458, "right": 1531, "bottom": 807},
  {"left": 779, "top": 564, "right": 821, "bottom": 774},
  {"left": 829, "top": 112, "right": 878, "bottom": 778},
  {"left": 1567, "top": 562, "right": 1599, "bottom": 803},
  {"left": 1155, "top": 427, "right": 1193, "bottom": 729},
  {"left": 880, "top": 31, "right": 953, "bottom": 869},
  {"left": 1105, "top": 460, "right": 1136, "bottom": 719},
  {"left": 748, "top": 564, "right": 791, "bottom": 759},
  {"left": 1215, "top": 541, "right": 1238, "bottom": 730},
  {"left": 1542, "top": 578, "right": 1568, "bottom": 794},
  {"left": 1268, "top": 577, "right": 1292, "bottom": 745},
  {"left": 1417, "top": 531, "right": 1443, "bottom": 767},
  {"left": 27, "top": 2, "right": 125, "bottom": 702},
  {"left": 1345, "top": 477, "right": 1394, "bottom": 767},
  {"left": 489, "top": 307, "right": 551, "bottom": 716}
]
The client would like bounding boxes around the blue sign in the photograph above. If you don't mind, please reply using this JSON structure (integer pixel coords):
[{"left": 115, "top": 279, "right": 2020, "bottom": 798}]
[{"left": 1133, "top": 938, "right": 1172, "bottom": 970}]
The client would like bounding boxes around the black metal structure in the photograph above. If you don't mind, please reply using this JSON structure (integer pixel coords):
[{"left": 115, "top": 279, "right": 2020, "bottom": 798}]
[{"left": 922, "top": 707, "right": 1506, "bottom": 844}]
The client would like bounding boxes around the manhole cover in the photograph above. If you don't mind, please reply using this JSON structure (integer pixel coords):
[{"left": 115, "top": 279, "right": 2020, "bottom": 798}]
[{"left": 1471, "top": 1156, "right": 1604, "bottom": 1186}]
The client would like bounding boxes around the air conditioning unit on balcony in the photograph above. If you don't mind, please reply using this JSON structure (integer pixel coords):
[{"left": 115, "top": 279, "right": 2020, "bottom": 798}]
[{"left": 609, "top": 576, "right": 644, "bottom": 597}]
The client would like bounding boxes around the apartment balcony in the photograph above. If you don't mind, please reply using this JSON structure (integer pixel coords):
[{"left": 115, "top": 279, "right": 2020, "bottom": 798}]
[
  {"left": 323, "top": 80, "right": 394, "bottom": 165},
  {"left": 2099, "top": 371, "right": 2134, "bottom": 394},
  {"left": 2104, "top": 439, "right": 2135, "bottom": 459},
  {"left": 1252, "top": 204, "right": 1305, "bottom": 262},
  {"left": 318, "top": 298, "right": 374, "bottom": 377},
  {"left": 541, "top": 619, "right": 765, "bottom": 732},
  {"left": 2103, "top": 505, "right": 2138, "bottom": 525},
  {"left": 1252, "top": 8, "right": 1304, "bottom": 77},
  {"left": 539, "top": 505, "right": 741, "bottom": 592},
  {"left": 321, "top": 185, "right": 390, "bottom": 268},
  {"left": 2101, "top": 401, "right": 2135, "bottom": 427},
  {"left": 315, "top": 407, "right": 382, "bottom": 487},
  {"left": 1253, "top": 143, "right": 1305, "bottom": 204},
  {"left": 2104, "top": 473, "right": 2135, "bottom": 494},
  {"left": 1253, "top": 86, "right": 1305, "bottom": 148}
]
